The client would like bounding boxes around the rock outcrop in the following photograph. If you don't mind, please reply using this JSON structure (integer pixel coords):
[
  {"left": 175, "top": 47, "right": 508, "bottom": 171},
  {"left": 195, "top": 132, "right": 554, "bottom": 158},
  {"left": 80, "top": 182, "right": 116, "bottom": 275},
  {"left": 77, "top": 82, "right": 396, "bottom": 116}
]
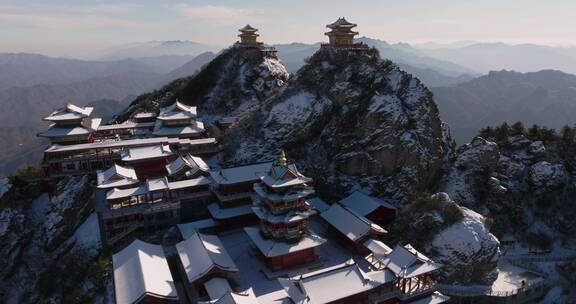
[
  {"left": 0, "top": 177, "right": 109, "bottom": 304},
  {"left": 390, "top": 192, "right": 500, "bottom": 285},
  {"left": 431, "top": 202, "right": 500, "bottom": 284},
  {"left": 222, "top": 47, "right": 451, "bottom": 201},
  {"left": 118, "top": 46, "right": 289, "bottom": 124}
]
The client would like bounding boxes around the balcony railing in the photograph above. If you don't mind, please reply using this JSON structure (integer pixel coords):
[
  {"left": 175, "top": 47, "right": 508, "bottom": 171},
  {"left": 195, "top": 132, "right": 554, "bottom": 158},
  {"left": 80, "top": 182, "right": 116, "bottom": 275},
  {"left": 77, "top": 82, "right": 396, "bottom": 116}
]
[{"left": 101, "top": 200, "right": 181, "bottom": 219}]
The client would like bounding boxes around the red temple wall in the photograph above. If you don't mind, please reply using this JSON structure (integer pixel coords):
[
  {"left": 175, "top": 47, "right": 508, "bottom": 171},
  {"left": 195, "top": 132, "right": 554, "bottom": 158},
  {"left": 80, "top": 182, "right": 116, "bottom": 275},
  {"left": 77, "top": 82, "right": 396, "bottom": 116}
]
[{"left": 266, "top": 248, "right": 315, "bottom": 270}]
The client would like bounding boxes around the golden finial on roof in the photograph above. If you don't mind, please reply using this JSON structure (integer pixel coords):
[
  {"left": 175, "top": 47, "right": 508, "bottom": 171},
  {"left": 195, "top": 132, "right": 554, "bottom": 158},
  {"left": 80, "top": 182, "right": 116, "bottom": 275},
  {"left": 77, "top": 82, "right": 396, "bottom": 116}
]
[{"left": 277, "top": 150, "right": 287, "bottom": 167}]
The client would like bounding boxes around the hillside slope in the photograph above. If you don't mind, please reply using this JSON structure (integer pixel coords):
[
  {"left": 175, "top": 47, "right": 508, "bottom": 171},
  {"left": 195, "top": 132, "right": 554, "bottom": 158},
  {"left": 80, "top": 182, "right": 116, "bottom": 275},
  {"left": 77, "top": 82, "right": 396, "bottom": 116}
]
[
  {"left": 120, "top": 46, "right": 289, "bottom": 124},
  {"left": 222, "top": 47, "right": 452, "bottom": 202}
]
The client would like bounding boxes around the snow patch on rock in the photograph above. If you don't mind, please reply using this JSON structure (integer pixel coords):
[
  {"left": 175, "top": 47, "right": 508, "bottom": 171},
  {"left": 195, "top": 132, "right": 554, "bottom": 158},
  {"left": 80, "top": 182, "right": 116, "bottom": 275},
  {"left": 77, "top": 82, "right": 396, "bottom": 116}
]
[{"left": 432, "top": 206, "right": 500, "bottom": 284}]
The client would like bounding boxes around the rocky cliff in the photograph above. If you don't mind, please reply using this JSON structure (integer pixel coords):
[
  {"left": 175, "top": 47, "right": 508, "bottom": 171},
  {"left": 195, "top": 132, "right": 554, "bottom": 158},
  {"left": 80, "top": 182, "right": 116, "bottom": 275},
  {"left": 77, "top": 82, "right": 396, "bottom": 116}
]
[
  {"left": 0, "top": 176, "right": 110, "bottom": 304},
  {"left": 222, "top": 47, "right": 452, "bottom": 201},
  {"left": 440, "top": 128, "right": 576, "bottom": 241},
  {"left": 118, "top": 46, "right": 289, "bottom": 124}
]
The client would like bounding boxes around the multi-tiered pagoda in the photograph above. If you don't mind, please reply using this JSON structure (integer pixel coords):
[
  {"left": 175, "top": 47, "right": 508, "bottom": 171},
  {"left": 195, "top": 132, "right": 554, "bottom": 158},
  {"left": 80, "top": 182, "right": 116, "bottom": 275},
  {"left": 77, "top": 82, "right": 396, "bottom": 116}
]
[
  {"left": 245, "top": 151, "right": 326, "bottom": 270},
  {"left": 238, "top": 24, "right": 262, "bottom": 45},
  {"left": 323, "top": 17, "right": 368, "bottom": 49}
]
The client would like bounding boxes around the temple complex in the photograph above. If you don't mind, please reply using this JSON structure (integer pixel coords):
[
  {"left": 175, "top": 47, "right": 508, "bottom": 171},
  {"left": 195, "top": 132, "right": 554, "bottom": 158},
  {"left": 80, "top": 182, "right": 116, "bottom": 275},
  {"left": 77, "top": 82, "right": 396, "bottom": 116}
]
[
  {"left": 36, "top": 23, "right": 452, "bottom": 304},
  {"left": 245, "top": 151, "right": 326, "bottom": 270},
  {"left": 38, "top": 103, "right": 101, "bottom": 145}
]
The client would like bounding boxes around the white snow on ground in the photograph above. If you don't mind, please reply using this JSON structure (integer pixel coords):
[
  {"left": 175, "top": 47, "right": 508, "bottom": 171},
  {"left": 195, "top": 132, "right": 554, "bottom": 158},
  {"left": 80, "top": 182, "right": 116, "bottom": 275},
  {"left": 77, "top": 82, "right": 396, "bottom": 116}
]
[
  {"left": 491, "top": 261, "right": 544, "bottom": 293},
  {"left": 73, "top": 212, "right": 101, "bottom": 253},
  {"left": 0, "top": 178, "right": 10, "bottom": 197},
  {"left": 218, "top": 219, "right": 353, "bottom": 304}
]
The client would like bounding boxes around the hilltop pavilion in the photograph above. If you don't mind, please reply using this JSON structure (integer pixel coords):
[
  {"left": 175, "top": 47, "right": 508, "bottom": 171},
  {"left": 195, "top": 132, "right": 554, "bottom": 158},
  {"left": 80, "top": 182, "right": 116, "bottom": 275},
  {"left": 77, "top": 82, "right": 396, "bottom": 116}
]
[{"left": 238, "top": 24, "right": 262, "bottom": 45}]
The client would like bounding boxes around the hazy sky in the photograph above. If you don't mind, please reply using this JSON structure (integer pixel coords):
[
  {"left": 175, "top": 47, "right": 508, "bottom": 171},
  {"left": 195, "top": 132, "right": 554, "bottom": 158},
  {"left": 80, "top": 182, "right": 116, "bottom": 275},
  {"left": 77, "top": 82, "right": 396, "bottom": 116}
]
[{"left": 1, "top": 0, "right": 575, "bottom": 57}]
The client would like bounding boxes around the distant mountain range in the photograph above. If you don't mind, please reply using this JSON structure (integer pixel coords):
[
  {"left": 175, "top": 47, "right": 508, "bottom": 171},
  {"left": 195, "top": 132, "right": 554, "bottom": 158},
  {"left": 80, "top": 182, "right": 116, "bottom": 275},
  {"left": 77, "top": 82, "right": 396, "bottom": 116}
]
[
  {"left": 100, "top": 40, "right": 222, "bottom": 61},
  {"left": 432, "top": 69, "right": 576, "bottom": 143},
  {"left": 273, "top": 37, "right": 476, "bottom": 87},
  {"left": 0, "top": 53, "right": 154, "bottom": 91},
  {"left": 419, "top": 43, "right": 576, "bottom": 74}
]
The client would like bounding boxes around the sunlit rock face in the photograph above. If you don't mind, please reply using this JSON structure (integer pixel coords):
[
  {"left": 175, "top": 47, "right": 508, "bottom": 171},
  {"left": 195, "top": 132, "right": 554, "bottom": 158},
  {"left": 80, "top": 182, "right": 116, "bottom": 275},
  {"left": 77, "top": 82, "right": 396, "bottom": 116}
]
[{"left": 222, "top": 48, "right": 450, "bottom": 202}]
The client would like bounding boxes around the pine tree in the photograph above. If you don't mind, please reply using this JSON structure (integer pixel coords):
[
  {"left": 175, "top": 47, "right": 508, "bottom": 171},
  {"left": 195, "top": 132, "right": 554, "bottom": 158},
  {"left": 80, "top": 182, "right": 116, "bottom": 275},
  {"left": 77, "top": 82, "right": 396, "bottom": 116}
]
[
  {"left": 511, "top": 121, "right": 525, "bottom": 136},
  {"left": 561, "top": 125, "right": 575, "bottom": 144}
]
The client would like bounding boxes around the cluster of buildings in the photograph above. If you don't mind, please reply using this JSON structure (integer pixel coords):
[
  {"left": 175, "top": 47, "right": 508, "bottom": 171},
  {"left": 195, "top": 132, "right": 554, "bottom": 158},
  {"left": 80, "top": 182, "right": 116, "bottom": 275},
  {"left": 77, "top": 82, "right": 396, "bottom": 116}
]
[
  {"left": 108, "top": 148, "right": 448, "bottom": 304},
  {"left": 36, "top": 18, "right": 449, "bottom": 304}
]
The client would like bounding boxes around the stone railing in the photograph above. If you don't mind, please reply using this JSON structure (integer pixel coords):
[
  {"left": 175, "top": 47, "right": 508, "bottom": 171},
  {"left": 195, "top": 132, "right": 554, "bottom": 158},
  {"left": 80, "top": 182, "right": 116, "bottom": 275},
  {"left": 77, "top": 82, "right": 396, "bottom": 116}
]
[{"left": 437, "top": 280, "right": 547, "bottom": 298}]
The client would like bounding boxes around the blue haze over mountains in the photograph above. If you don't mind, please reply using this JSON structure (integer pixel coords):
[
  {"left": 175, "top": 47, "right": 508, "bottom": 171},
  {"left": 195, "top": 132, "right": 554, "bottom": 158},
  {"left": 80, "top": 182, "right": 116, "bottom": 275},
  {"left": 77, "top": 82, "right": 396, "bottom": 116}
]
[{"left": 1, "top": 37, "right": 576, "bottom": 175}]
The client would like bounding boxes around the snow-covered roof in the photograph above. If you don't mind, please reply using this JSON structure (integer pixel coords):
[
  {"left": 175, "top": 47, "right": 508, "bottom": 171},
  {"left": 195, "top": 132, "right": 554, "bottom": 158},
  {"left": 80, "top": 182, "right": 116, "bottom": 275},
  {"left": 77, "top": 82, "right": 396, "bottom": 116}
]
[
  {"left": 261, "top": 157, "right": 311, "bottom": 189},
  {"left": 198, "top": 288, "right": 260, "bottom": 304},
  {"left": 320, "top": 203, "right": 387, "bottom": 242},
  {"left": 106, "top": 176, "right": 210, "bottom": 200},
  {"left": 307, "top": 197, "right": 330, "bottom": 213},
  {"left": 38, "top": 118, "right": 101, "bottom": 138},
  {"left": 166, "top": 154, "right": 210, "bottom": 176},
  {"left": 134, "top": 112, "right": 157, "bottom": 119},
  {"left": 158, "top": 101, "right": 197, "bottom": 121},
  {"left": 96, "top": 164, "right": 138, "bottom": 189},
  {"left": 106, "top": 186, "right": 148, "bottom": 200},
  {"left": 339, "top": 191, "right": 396, "bottom": 216},
  {"left": 45, "top": 137, "right": 175, "bottom": 153},
  {"left": 112, "top": 239, "right": 177, "bottom": 304},
  {"left": 168, "top": 176, "right": 211, "bottom": 190},
  {"left": 152, "top": 122, "right": 205, "bottom": 136},
  {"left": 146, "top": 177, "right": 169, "bottom": 192},
  {"left": 278, "top": 260, "right": 394, "bottom": 304},
  {"left": 121, "top": 144, "right": 173, "bottom": 162},
  {"left": 408, "top": 292, "right": 450, "bottom": 304},
  {"left": 208, "top": 203, "right": 254, "bottom": 220},
  {"left": 97, "top": 122, "right": 155, "bottom": 131},
  {"left": 239, "top": 24, "right": 258, "bottom": 32},
  {"left": 45, "top": 136, "right": 214, "bottom": 154},
  {"left": 178, "top": 219, "right": 218, "bottom": 239},
  {"left": 204, "top": 277, "right": 232, "bottom": 300},
  {"left": 176, "top": 231, "right": 238, "bottom": 283},
  {"left": 210, "top": 162, "right": 273, "bottom": 185},
  {"left": 43, "top": 103, "right": 93, "bottom": 121},
  {"left": 326, "top": 17, "right": 357, "bottom": 29},
  {"left": 363, "top": 238, "right": 392, "bottom": 259},
  {"left": 244, "top": 226, "right": 326, "bottom": 257},
  {"left": 254, "top": 184, "right": 314, "bottom": 202},
  {"left": 379, "top": 244, "right": 442, "bottom": 278}
]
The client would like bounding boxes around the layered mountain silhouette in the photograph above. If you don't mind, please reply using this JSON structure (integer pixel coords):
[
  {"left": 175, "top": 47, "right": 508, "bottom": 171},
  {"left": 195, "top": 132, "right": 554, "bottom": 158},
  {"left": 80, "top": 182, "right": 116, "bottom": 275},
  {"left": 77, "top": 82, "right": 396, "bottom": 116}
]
[{"left": 432, "top": 69, "right": 576, "bottom": 143}]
